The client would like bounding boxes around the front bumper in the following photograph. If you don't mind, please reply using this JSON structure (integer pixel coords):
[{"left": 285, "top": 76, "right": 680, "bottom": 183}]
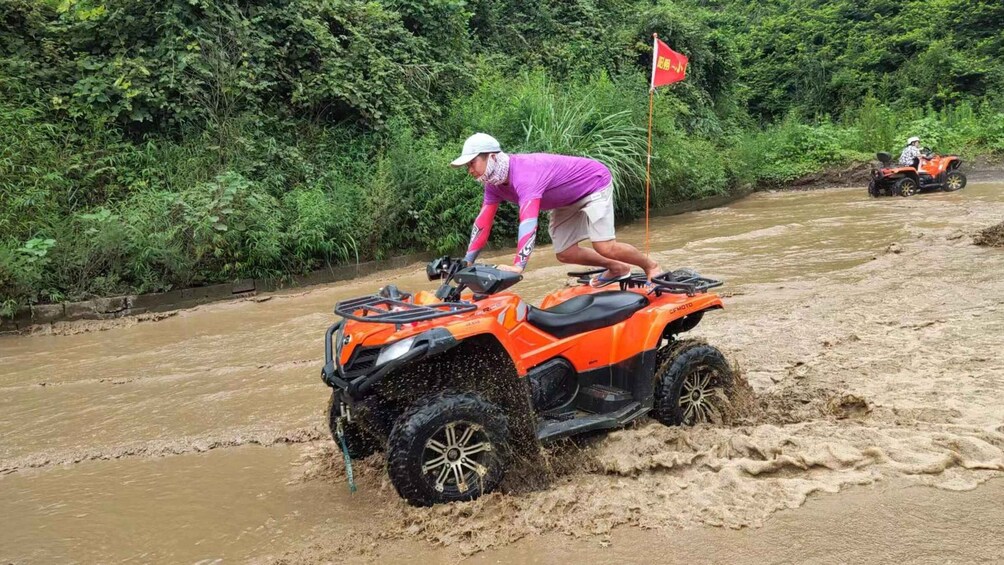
[{"left": 320, "top": 323, "right": 458, "bottom": 400}]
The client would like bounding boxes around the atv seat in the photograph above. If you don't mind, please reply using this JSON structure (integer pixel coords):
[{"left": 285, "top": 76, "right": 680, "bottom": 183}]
[{"left": 527, "top": 291, "right": 649, "bottom": 339}]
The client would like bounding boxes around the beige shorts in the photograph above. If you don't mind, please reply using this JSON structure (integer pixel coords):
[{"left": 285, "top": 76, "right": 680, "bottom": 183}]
[{"left": 548, "top": 184, "right": 616, "bottom": 253}]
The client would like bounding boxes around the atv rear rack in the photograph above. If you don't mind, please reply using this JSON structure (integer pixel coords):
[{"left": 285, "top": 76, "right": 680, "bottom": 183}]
[
  {"left": 334, "top": 295, "right": 477, "bottom": 325},
  {"left": 568, "top": 268, "right": 722, "bottom": 296},
  {"left": 649, "top": 271, "right": 723, "bottom": 296}
]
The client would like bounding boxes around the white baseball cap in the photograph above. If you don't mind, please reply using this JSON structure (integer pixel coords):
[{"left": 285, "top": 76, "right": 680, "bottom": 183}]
[
  {"left": 907, "top": 136, "right": 920, "bottom": 144},
  {"left": 450, "top": 133, "right": 502, "bottom": 167}
]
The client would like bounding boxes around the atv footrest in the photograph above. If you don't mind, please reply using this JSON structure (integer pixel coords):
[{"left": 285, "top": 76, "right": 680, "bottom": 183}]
[
  {"left": 537, "top": 401, "right": 649, "bottom": 442},
  {"left": 576, "top": 385, "right": 633, "bottom": 414},
  {"left": 540, "top": 407, "right": 577, "bottom": 421}
]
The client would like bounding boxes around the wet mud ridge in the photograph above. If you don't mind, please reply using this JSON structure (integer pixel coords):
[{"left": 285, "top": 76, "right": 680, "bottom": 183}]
[{"left": 0, "top": 426, "right": 326, "bottom": 475}]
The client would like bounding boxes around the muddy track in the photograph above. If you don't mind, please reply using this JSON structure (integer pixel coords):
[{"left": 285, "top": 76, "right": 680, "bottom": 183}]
[
  {"left": 3, "top": 183, "right": 1004, "bottom": 564},
  {"left": 0, "top": 426, "right": 327, "bottom": 475},
  {"left": 267, "top": 186, "right": 1004, "bottom": 563}
]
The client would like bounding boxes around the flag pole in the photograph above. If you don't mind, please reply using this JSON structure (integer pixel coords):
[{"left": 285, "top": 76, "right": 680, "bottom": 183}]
[{"left": 645, "top": 33, "right": 658, "bottom": 258}]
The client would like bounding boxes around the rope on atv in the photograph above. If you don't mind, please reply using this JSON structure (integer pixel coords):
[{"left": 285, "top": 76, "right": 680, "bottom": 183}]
[{"left": 335, "top": 419, "right": 358, "bottom": 494}]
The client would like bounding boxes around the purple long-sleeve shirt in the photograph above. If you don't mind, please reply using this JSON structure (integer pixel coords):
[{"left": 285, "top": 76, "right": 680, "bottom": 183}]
[
  {"left": 465, "top": 153, "right": 611, "bottom": 268},
  {"left": 483, "top": 153, "right": 611, "bottom": 209}
]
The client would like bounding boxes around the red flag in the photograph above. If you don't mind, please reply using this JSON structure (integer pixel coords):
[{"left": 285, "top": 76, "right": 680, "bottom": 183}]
[{"left": 650, "top": 36, "right": 688, "bottom": 89}]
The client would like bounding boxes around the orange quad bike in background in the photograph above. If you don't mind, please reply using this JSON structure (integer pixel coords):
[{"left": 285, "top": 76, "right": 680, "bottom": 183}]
[
  {"left": 868, "top": 149, "right": 966, "bottom": 197},
  {"left": 320, "top": 257, "right": 736, "bottom": 506}
]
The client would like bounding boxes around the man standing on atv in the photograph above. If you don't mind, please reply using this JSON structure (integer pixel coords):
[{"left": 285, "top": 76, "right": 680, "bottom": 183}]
[
  {"left": 899, "top": 136, "right": 924, "bottom": 167},
  {"left": 450, "top": 133, "right": 661, "bottom": 285}
]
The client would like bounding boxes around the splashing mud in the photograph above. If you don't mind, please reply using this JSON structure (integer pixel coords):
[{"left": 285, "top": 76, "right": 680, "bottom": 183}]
[
  {"left": 279, "top": 378, "right": 1003, "bottom": 561},
  {"left": 974, "top": 220, "right": 1004, "bottom": 247}
]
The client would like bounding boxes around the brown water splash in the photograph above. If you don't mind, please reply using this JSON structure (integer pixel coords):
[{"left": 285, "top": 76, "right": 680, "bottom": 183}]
[{"left": 974, "top": 220, "right": 1004, "bottom": 247}]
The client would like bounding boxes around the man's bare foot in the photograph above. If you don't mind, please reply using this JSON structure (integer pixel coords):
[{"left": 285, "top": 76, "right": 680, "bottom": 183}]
[
  {"left": 645, "top": 263, "right": 662, "bottom": 281},
  {"left": 600, "top": 261, "right": 631, "bottom": 278}
]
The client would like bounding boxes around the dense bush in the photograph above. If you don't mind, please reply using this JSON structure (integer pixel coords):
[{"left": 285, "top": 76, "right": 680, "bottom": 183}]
[
  {"left": 699, "top": 0, "right": 1004, "bottom": 120},
  {"left": 1, "top": 0, "right": 1002, "bottom": 313}
]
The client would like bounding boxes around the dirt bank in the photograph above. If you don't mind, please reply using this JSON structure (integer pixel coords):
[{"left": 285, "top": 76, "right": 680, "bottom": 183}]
[{"left": 6, "top": 159, "right": 1000, "bottom": 336}]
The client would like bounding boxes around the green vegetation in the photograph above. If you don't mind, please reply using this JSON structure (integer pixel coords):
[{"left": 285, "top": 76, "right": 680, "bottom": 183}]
[{"left": 2, "top": 0, "right": 1003, "bottom": 314}]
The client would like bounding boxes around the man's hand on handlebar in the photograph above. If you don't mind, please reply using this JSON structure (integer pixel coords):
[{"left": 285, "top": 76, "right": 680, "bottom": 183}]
[{"left": 494, "top": 264, "right": 523, "bottom": 274}]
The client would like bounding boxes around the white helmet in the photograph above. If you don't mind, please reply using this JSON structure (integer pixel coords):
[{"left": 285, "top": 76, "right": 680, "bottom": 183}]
[{"left": 907, "top": 136, "right": 920, "bottom": 145}]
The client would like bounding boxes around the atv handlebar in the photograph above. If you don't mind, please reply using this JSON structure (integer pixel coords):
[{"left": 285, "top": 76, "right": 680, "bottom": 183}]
[{"left": 426, "top": 256, "right": 522, "bottom": 300}]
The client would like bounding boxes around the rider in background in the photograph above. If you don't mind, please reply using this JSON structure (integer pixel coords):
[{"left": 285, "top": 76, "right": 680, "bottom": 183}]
[{"left": 899, "top": 136, "right": 923, "bottom": 168}]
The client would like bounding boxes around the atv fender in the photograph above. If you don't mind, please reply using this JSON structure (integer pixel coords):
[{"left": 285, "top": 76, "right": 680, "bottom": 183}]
[
  {"left": 642, "top": 294, "right": 724, "bottom": 351},
  {"left": 440, "top": 312, "right": 531, "bottom": 375}
]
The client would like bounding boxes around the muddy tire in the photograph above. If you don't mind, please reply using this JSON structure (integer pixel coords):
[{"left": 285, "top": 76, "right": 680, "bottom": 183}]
[
  {"left": 895, "top": 177, "right": 918, "bottom": 197},
  {"left": 327, "top": 393, "right": 380, "bottom": 459},
  {"left": 867, "top": 179, "right": 879, "bottom": 197},
  {"left": 387, "top": 392, "right": 510, "bottom": 507},
  {"left": 652, "top": 340, "right": 734, "bottom": 426},
  {"left": 943, "top": 170, "right": 966, "bottom": 192}
]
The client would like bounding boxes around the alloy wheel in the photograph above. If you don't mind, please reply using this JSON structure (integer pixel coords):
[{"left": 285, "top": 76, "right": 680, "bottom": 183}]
[{"left": 422, "top": 421, "right": 493, "bottom": 494}]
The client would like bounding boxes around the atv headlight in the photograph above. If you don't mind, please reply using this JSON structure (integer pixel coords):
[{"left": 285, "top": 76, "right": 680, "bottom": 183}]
[
  {"left": 334, "top": 326, "right": 345, "bottom": 368},
  {"left": 376, "top": 336, "right": 417, "bottom": 366}
]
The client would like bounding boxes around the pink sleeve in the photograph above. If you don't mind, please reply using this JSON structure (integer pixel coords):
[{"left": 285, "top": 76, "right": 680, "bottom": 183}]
[
  {"left": 513, "top": 198, "right": 540, "bottom": 270},
  {"left": 463, "top": 201, "right": 498, "bottom": 264}
]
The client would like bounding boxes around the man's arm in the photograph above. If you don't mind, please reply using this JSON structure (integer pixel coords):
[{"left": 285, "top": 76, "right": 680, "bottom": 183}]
[
  {"left": 463, "top": 201, "right": 499, "bottom": 265},
  {"left": 513, "top": 198, "right": 541, "bottom": 271}
]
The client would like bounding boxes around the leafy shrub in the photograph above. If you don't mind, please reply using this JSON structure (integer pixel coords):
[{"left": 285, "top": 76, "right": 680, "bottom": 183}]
[
  {"left": 2, "top": 0, "right": 1002, "bottom": 314},
  {"left": 0, "top": 239, "right": 53, "bottom": 315}
]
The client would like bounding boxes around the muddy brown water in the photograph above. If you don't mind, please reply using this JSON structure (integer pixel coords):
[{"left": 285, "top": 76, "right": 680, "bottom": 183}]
[{"left": 2, "top": 183, "right": 1003, "bottom": 564}]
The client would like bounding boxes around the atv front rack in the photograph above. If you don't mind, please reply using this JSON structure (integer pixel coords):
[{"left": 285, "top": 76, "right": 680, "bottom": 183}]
[{"left": 334, "top": 295, "right": 477, "bottom": 325}]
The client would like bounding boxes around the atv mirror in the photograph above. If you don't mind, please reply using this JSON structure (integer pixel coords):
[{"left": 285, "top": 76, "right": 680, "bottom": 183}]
[{"left": 452, "top": 266, "right": 522, "bottom": 296}]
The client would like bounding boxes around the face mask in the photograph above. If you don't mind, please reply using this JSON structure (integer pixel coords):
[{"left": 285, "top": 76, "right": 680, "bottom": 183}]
[{"left": 477, "top": 152, "right": 510, "bottom": 185}]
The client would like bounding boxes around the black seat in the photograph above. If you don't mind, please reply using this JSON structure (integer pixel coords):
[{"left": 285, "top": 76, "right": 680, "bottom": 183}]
[{"left": 527, "top": 291, "right": 649, "bottom": 339}]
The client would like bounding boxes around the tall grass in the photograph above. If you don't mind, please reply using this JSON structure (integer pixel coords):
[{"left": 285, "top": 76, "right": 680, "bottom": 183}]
[{"left": 445, "top": 70, "right": 648, "bottom": 201}]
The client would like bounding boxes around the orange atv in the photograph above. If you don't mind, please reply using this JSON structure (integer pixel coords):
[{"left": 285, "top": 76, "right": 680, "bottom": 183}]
[
  {"left": 868, "top": 149, "right": 966, "bottom": 197},
  {"left": 320, "top": 257, "right": 736, "bottom": 506}
]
